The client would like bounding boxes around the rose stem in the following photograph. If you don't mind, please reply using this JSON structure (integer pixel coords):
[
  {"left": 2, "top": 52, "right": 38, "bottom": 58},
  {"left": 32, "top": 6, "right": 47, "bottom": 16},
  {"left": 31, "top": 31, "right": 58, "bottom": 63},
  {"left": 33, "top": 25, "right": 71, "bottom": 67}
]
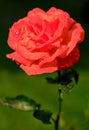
[{"left": 54, "top": 88, "right": 63, "bottom": 130}]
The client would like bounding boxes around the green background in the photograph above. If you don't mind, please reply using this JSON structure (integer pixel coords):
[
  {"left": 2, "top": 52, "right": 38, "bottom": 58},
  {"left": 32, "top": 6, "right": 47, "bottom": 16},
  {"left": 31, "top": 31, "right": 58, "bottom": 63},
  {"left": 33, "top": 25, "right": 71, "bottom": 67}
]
[{"left": 0, "top": 0, "right": 89, "bottom": 130}]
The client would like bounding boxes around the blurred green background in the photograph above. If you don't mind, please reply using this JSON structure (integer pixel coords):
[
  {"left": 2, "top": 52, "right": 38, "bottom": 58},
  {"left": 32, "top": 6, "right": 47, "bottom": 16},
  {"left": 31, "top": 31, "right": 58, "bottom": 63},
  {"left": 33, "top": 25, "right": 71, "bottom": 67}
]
[{"left": 0, "top": 0, "right": 89, "bottom": 130}]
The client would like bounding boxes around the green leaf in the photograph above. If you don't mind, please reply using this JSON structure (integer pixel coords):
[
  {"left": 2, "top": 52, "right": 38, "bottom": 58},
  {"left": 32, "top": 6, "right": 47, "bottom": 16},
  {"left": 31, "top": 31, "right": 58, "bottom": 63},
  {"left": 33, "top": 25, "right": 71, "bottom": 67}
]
[
  {"left": 0, "top": 95, "right": 38, "bottom": 111},
  {"left": 60, "top": 69, "right": 79, "bottom": 92},
  {"left": 33, "top": 109, "right": 52, "bottom": 124},
  {"left": 60, "top": 69, "right": 79, "bottom": 85},
  {"left": 46, "top": 69, "right": 79, "bottom": 92}
]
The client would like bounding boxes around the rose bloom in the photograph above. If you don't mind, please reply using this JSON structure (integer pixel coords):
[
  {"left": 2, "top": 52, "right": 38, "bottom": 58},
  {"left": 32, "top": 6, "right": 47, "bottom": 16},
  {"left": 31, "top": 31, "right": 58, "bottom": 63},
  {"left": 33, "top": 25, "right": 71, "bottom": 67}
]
[{"left": 6, "top": 7, "right": 85, "bottom": 75}]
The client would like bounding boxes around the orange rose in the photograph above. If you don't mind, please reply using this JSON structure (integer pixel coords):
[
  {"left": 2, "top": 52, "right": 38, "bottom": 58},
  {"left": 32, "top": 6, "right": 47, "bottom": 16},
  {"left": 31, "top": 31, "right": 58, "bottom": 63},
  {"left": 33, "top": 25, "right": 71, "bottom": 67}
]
[{"left": 6, "top": 7, "right": 85, "bottom": 75}]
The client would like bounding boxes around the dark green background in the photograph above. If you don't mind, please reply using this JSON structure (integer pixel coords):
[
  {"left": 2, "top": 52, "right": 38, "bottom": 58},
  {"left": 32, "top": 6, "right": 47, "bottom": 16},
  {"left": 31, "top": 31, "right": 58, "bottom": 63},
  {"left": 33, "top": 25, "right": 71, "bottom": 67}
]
[{"left": 0, "top": 0, "right": 89, "bottom": 130}]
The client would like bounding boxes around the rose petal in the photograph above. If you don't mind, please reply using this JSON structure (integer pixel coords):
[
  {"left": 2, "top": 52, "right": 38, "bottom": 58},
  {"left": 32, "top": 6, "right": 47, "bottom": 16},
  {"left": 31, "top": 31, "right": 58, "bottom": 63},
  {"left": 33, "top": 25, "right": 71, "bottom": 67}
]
[
  {"left": 20, "top": 47, "right": 79, "bottom": 75},
  {"left": 66, "top": 23, "right": 85, "bottom": 55},
  {"left": 57, "top": 47, "right": 80, "bottom": 70},
  {"left": 20, "top": 59, "right": 58, "bottom": 75},
  {"left": 7, "top": 18, "right": 28, "bottom": 50},
  {"left": 6, "top": 52, "right": 32, "bottom": 66},
  {"left": 17, "top": 45, "right": 47, "bottom": 60},
  {"left": 39, "top": 46, "right": 68, "bottom": 66},
  {"left": 27, "top": 8, "right": 48, "bottom": 22}
]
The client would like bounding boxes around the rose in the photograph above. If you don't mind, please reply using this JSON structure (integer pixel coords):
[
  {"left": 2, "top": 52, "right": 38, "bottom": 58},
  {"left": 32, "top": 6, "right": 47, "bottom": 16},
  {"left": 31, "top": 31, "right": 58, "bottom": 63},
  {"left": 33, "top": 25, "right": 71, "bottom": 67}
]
[{"left": 6, "top": 7, "right": 84, "bottom": 75}]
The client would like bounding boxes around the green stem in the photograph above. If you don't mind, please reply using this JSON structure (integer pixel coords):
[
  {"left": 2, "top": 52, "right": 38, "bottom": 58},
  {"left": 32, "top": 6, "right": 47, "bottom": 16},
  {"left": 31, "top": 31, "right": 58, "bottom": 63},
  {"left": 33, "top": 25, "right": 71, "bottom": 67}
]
[{"left": 54, "top": 89, "right": 63, "bottom": 130}]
